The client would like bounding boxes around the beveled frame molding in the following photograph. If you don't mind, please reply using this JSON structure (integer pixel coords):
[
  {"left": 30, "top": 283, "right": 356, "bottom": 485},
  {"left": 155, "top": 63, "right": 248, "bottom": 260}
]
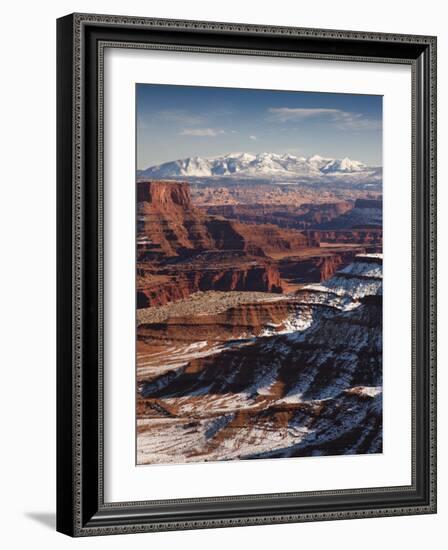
[{"left": 57, "top": 13, "right": 437, "bottom": 537}]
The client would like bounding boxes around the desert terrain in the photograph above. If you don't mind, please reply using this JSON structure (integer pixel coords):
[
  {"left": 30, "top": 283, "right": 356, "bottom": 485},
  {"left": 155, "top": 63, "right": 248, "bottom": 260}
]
[{"left": 136, "top": 162, "right": 383, "bottom": 464}]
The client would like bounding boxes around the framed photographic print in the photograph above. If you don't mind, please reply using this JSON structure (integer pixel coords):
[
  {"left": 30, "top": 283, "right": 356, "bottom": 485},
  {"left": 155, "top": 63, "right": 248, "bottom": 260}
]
[{"left": 57, "top": 13, "right": 437, "bottom": 536}]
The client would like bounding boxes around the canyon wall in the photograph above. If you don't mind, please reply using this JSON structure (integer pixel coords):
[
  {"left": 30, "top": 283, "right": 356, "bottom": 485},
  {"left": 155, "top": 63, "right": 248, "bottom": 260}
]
[
  {"left": 201, "top": 201, "right": 354, "bottom": 230},
  {"left": 137, "top": 180, "right": 314, "bottom": 306},
  {"left": 137, "top": 257, "right": 284, "bottom": 308},
  {"left": 136, "top": 180, "right": 382, "bottom": 307},
  {"left": 137, "top": 256, "right": 383, "bottom": 463}
]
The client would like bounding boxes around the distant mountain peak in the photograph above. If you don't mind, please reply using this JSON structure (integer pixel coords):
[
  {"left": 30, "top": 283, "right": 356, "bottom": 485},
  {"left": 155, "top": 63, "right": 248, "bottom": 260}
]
[
  {"left": 138, "top": 152, "right": 380, "bottom": 184},
  {"left": 322, "top": 157, "right": 367, "bottom": 173}
]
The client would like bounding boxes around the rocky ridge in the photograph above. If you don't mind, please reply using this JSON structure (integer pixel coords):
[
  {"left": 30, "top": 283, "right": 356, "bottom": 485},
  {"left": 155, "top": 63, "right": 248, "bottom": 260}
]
[
  {"left": 138, "top": 152, "right": 381, "bottom": 184},
  {"left": 137, "top": 255, "right": 383, "bottom": 463},
  {"left": 136, "top": 180, "right": 381, "bottom": 306}
]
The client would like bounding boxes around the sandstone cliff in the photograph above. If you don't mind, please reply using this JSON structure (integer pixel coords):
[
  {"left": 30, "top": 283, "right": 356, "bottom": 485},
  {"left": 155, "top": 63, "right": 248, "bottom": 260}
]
[
  {"left": 136, "top": 180, "right": 315, "bottom": 306},
  {"left": 137, "top": 180, "right": 310, "bottom": 258},
  {"left": 137, "top": 255, "right": 383, "bottom": 463},
  {"left": 201, "top": 201, "right": 354, "bottom": 230},
  {"left": 136, "top": 180, "right": 382, "bottom": 307}
]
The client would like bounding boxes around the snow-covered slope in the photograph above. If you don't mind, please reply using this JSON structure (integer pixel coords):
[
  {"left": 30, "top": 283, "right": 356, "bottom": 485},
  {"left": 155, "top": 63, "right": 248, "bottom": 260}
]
[
  {"left": 137, "top": 254, "right": 383, "bottom": 464},
  {"left": 138, "top": 152, "right": 381, "bottom": 184},
  {"left": 321, "top": 157, "right": 367, "bottom": 173}
]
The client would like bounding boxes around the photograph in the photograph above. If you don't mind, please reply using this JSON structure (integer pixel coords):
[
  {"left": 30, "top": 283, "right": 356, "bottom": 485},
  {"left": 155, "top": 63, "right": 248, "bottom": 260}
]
[
  {"left": 50, "top": 6, "right": 437, "bottom": 539},
  {"left": 0, "top": 0, "right": 442, "bottom": 544},
  {"left": 135, "top": 84, "right": 384, "bottom": 465}
]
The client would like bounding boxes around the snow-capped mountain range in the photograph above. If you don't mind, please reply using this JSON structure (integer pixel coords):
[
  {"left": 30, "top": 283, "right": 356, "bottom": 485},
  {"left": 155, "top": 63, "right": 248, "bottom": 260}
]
[{"left": 138, "top": 152, "right": 381, "bottom": 184}]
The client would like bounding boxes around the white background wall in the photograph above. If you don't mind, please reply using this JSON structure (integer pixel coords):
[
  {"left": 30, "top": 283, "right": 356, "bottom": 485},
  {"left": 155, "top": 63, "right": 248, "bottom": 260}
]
[{"left": 0, "top": 1, "right": 445, "bottom": 548}]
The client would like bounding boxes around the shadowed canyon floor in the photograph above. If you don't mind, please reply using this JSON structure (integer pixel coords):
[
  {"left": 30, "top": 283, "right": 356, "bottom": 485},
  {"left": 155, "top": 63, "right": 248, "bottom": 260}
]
[{"left": 136, "top": 179, "right": 383, "bottom": 464}]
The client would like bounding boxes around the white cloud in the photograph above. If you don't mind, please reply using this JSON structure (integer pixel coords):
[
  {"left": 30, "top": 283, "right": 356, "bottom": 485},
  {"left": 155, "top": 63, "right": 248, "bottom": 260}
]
[
  {"left": 335, "top": 112, "right": 382, "bottom": 131},
  {"left": 249, "top": 135, "right": 257, "bottom": 140},
  {"left": 180, "top": 128, "right": 225, "bottom": 137},
  {"left": 268, "top": 107, "right": 381, "bottom": 130},
  {"left": 269, "top": 107, "right": 341, "bottom": 121},
  {"left": 158, "top": 110, "right": 205, "bottom": 125}
]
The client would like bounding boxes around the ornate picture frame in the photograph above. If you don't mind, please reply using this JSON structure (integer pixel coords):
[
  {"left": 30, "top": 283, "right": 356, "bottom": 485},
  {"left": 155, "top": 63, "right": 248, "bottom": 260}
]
[{"left": 57, "top": 13, "right": 437, "bottom": 536}]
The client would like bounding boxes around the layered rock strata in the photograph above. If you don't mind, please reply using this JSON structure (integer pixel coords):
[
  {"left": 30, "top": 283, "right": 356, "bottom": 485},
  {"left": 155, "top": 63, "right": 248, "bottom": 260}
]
[{"left": 137, "top": 255, "right": 383, "bottom": 463}]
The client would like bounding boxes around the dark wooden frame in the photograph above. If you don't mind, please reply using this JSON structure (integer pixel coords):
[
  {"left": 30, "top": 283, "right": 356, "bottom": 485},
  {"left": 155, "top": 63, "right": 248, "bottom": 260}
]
[{"left": 57, "top": 13, "right": 437, "bottom": 537}]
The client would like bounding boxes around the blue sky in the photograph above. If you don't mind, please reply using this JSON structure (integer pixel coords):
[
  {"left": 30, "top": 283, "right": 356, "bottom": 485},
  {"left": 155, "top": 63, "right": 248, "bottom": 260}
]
[{"left": 136, "top": 84, "right": 382, "bottom": 169}]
